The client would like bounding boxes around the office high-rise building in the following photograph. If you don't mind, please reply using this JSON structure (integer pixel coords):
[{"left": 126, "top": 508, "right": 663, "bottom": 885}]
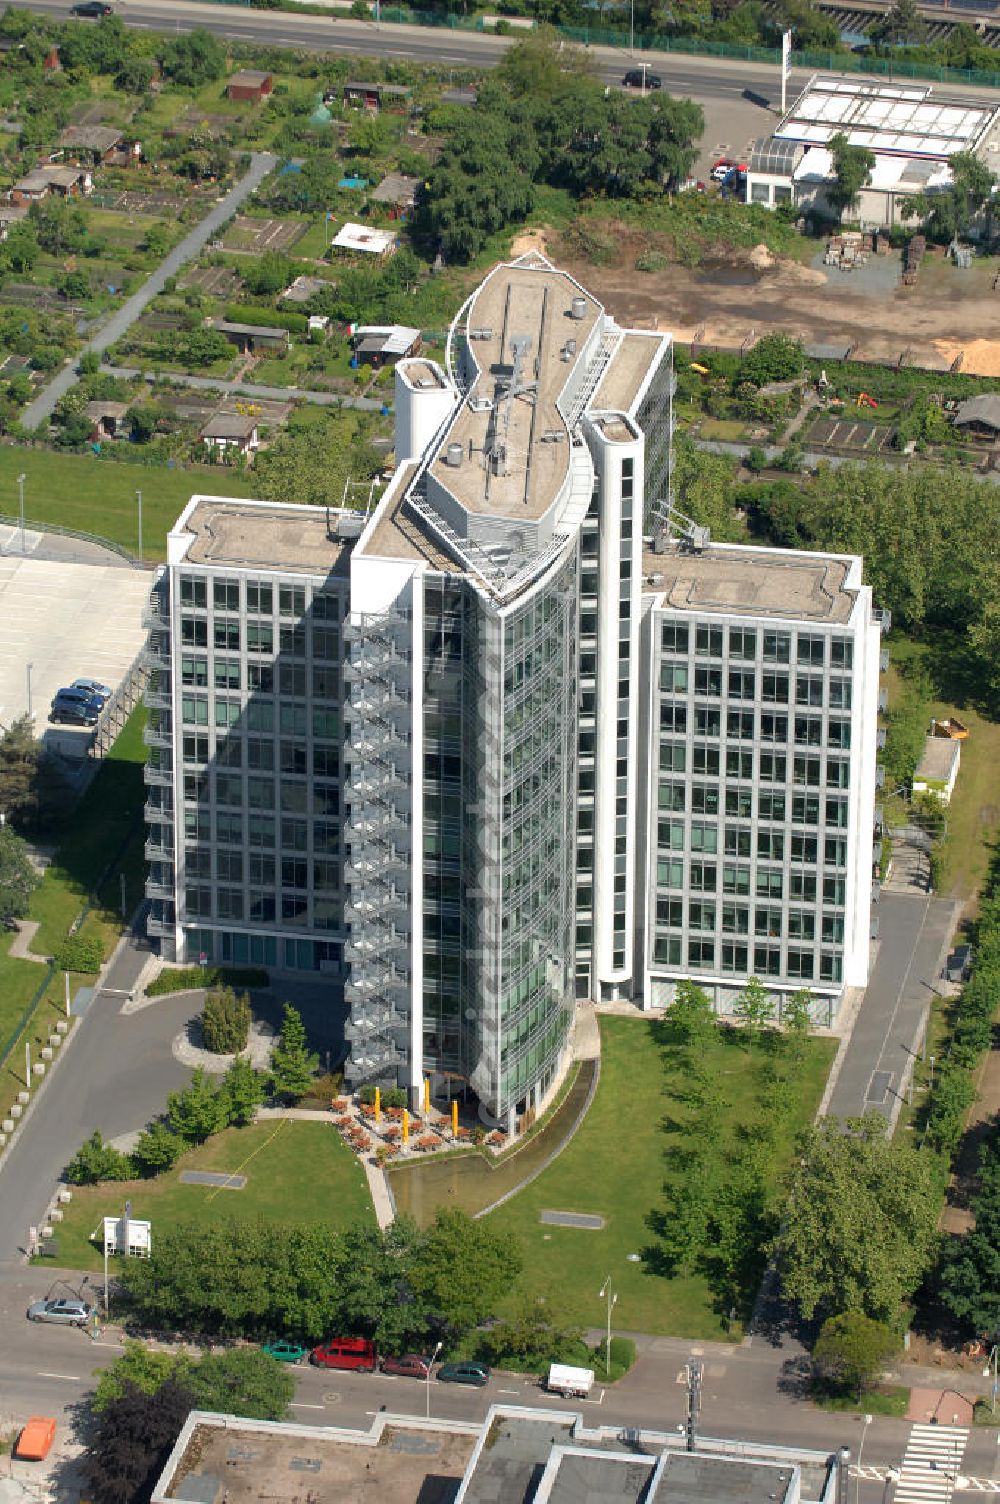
[{"left": 145, "top": 254, "right": 882, "bottom": 1133}]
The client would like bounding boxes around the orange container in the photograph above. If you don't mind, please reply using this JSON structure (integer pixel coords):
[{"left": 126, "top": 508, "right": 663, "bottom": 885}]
[{"left": 15, "top": 1417, "right": 56, "bottom": 1461}]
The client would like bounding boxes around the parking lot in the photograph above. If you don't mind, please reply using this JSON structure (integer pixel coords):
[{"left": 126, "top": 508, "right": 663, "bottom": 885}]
[{"left": 0, "top": 551, "right": 152, "bottom": 757}]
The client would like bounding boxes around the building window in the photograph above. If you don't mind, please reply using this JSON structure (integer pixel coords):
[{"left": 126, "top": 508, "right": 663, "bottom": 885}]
[
  {"left": 727, "top": 710, "right": 754, "bottom": 740},
  {"left": 820, "top": 953, "right": 843, "bottom": 983},
  {"left": 181, "top": 695, "right": 208, "bottom": 726},
  {"left": 728, "top": 669, "right": 756, "bottom": 700},
  {"left": 792, "top": 794, "right": 820, "bottom": 825},
  {"left": 181, "top": 655, "right": 208, "bottom": 687},
  {"left": 695, "top": 666, "right": 722, "bottom": 696},
  {"left": 725, "top": 787, "right": 752, "bottom": 818},
  {"left": 722, "top": 942, "right": 748, "bottom": 971},
  {"left": 796, "top": 675, "right": 824, "bottom": 708},
  {"left": 729, "top": 627, "right": 756, "bottom": 660},
  {"left": 762, "top": 673, "right": 788, "bottom": 704},
  {"left": 760, "top": 713, "right": 788, "bottom": 743},
  {"left": 181, "top": 617, "right": 208, "bottom": 648},
  {"left": 246, "top": 581, "right": 272, "bottom": 614},
  {"left": 759, "top": 752, "right": 786, "bottom": 782},
  {"left": 824, "top": 836, "right": 847, "bottom": 867},
  {"left": 217, "top": 889, "right": 244, "bottom": 921},
  {"left": 659, "top": 742, "right": 686, "bottom": 772},
  {"left": 787, "top": 949, "right": 814, "bottom": 979},
  {"left": 794, "top": 716, "right": 823, "bottom": 747},
  {"left": 826, "top": 758, "right": 850, "bottom": 789},
  {"left": 654, "top": 935, "right": 681, "bottom": 965},
  {"left": 751, "top": 182, "right": 770, "bottom": 204},
  {"left": 658, "top": 819, "right": 684, "bottom": 850},
  {"left": 758, "top": 791, "right": 786, "bottom": 820},
  {"left": 788, "top": 910, "right": 815, "bottom": 940},
  {"left": 657, "top": 858, "right": 684, "bottom": 888},
  {"left": 247, "top": 622, "right": 274, "bottom": 655},
  {"left": 830, "top": 638, "right": 853, "bottom": 669},
  {"left": 688, "top": 900, "right": 716, "bottom": 931},
  {"left": 696, "top": 625, "right": 723, "bottom": 657},
  {"left": 725, "top": 827, "right": 752, "bottom": 858},
  {"left": 185, "top": 886, "right": 212, "bottom": 918},
  {"left": 279, "top": 585, "right": 306, "bottom": 617},
  {"left": 822, "top": 914, "right": 845, "bottom": 944},
  {"left": 797, "top": 634, "right": 825, "bottom": 666},
  {"left": 690, "top": 822, "right": 718, "bottom": 854},
  {"left": 791, "top": 833, "right": 818, "bottom": 863},
  {"left": 695, "top": 707, "right": 721, "bottom": 737},
  {"left": 179, "top": 577, "right": 207, "bottom": 609},
  {"left": 828, "top": 679, "right": 852, "bottom": 710},
  {"left": 661, "top": 622, "right": 689, "bottom": 653},
  {"left": 658, "top": 782, "right": 686, "bottom": 812},
  {"left": 757, "top": 830, "right": 784, "bottom": 860},
  {"left": 214, "top": 579, "right": 239, "bottom": 612},
  {"left": 723, "top": 864, "right": 751, "bottom": 895},
  {"left": 755, "top": 906, "right": 782, "bottom": 937},
  {"left": 688, "top": 939, "right": 715, "bottom": 967},
  {"left": 723, "top": 903, "right": 749, "bottom": 934},
  {"left": 790, "top": 872, "right": 817, "bottom": 902},
  {"left": 823, "top": 875, "right": 846, "bottom": 905},
  {"left": 753, "top": 944, "right": 781, "bottom": 974},
  {"left": 689, "top": 861, "right": 717, "bottom": 891},
  {"left": 828, "top": 720, "right": 852, "bottom": 749},
  {"left": 660, "top": 704, "right": 687, "bottom": 732},
  {"left": 763, "top": 632, "right": 790, "bottom": 664},
  {"left": 756, "top": 868, "right": 784, "bottom": 900},
  {"left": 657, "top": 897, "right": 683, "bottom": 927},
  {"left": 693, "top": 745, "right": 720, "bottom": 776}
]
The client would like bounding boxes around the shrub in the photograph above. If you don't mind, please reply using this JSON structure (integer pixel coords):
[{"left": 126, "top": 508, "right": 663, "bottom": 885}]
[
  {"left": 201, "top": 987, "right": 251, "bottom": 1054},
  {"left": 54, "top": 934, "right": 104, "bottom": 974},
  {"left": 132, "top": 1122, "right": 185, "bottom": 1177},
  {"left": 223, "top": 304, "right": 308, "bottom": 334},
  {"left": 146, "top": 966, "right": 268, "bottom": 998},
  {"left": 67, "top": 1130, "right": 134, "bottom": 1185},
  {"left": 358, "top": 1084, "right": 407, "bottom": 1108},
  {"left": 812, "top": 1311, "right": 897, "bottom": 1399}
]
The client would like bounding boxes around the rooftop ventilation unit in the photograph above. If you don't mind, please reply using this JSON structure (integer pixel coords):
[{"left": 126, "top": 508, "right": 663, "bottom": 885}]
[
  {"left": 468, "top": 326, "right": 493, "bottom": 340},
  {"left": 540, "top": 429, "right": 566, "bottom": 443},
  {"left": 569, "top": 297, "right": 587, "bottom": 320},
  {"left": 645, "top": 571, "right": 663, "bottom": 586},
  {"left": 334, "top": 513, "right": 366, "bottom": 539},
  {"left": 469, "top": 396, "right": 493, "bottom": 413},
  {"left": 444, "top": 442, "right": 464, "bottom": 468},
  {"left": 561, "top": 339, "right": 577, "bottom": 362}
]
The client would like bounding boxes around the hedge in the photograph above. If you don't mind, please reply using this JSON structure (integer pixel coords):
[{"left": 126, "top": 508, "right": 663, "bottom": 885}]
[
  {"left": 146, "top": 965, "right": 269, "bottom": 997},
  {"left": 53, "top": 934, "right": 104, "bottom": 974},
  {"left": 224, "top": 304, "right": 308, "bottom": 334}
]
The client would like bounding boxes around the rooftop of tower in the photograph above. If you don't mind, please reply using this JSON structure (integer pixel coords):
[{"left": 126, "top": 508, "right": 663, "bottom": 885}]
[{"left": 429, "top": 260, "right": 602, "bottom": 523}]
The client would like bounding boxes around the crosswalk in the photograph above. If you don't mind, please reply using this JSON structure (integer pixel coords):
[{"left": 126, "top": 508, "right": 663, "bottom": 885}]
[{"left": 894, "top": 1423, "right": 969, "bottom": 1504}]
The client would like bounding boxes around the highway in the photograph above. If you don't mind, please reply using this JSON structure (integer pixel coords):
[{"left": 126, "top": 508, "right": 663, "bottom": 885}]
[{"left": 20, "top": 0, "right": 1000, "bottom": 107}]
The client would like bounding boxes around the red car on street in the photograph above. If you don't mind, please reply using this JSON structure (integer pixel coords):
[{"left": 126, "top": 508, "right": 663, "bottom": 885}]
[{"left": 311, "top": 1337, "right": 376, "bottom": 1372}]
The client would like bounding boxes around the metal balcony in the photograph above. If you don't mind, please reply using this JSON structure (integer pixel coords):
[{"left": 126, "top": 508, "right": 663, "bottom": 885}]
[
  {"left": 878, "top": 688, "right": 888, "bottom": 714},
  {"left": 874, "top": 607, "right": 892, "bottom": 635},
  {"left": 144, "top": 801, "right": 173, "bottom": 824},
  {"left": 345, "top": 1006, "right": 403, "bottom": 1043},
  {"left": 144, "top": 761, "right": 173, "bottom": 787},
  {"left": 144, "top": 682, "right": 172, "bottom": 712},
  {"left": 875, "top": 766, "right": 885, "bottom": 789},
  {"left": 876, "top": 728, "right": 887, "bottom": 751},
  {"left": 143, "top": 719, "right": 172, "bottom": 749},
  {"left": 345, "top": 1041, "right": 403, "bottom": 1079},
  {"left": 145, "top": 879, "right": 174, "bottom": 902},
  {"left": 144, "top": 837, "right": 174, "bottom": 861},
  {"left": 872, "top": 880, "right": 881, "bottom": 903},
  {"left": 880, "top": 649, "right": 890, "bottom": 673}
]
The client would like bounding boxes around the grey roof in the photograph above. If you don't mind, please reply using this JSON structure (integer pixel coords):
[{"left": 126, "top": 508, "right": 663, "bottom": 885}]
[
  {"left": 748, "top": 135, "right": 802, "bottom": 177},
  {"left": 371, "top": 171, "right": 420, "bottom": 205},
  {"left": 201, "top": 412, "right": 257, "bottom": 440},
  {"left": 649, "top": 1452, "right": 797, "bottom": 1503},
  {"left": 59, "top": 125, "right": 123, "bottom": 153},
  {"left": 805, "top": 340, "right": 854, "bottom": 361},
  {"left": 214, "top": 320, "right": 288, "bottom": 341},
  {"left": 85, "top": 400, "right": 130, "bottom": 421},
  {"left": 344, "top": 80, "right": 411, "bottom": 97},
  {"left": 915, "top": 734, "right": 960, "bottom": 781},
  {"left": 227, "top": 69, "right": 272, "bottom": 88},
  {"left": 953, "top": 393, "right": 1000, "bottom": 430},
  {"left": 15, "top": 165, "right": 85, "bottom": 191},
  {"left": 281, "top": 274, "right": 331, "bottom": 304}
]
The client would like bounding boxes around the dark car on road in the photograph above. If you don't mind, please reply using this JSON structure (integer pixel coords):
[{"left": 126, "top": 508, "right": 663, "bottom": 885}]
[
  {"left": 50, "top": 688, "right": 102, "bottom": 726},
  {"left": 437, "top": 1361, "right": 490, "bottom": 1387},
  {"left": 381, "top": 1353, "right": 432, "bottom": 1379},
  {"left": 70, "top": 2, "right": 114, "bottom": 16},
  {"left": 623, "top": 69, "right": 662, "bottom": 89},
  {"left": 27, "top": 1298, "right": 94, "bottom": 1326}
]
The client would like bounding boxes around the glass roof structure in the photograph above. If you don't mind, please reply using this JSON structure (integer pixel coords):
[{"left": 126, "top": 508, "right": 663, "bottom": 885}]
[{"left": 775, "top": 74, "right": 999, "bottom": 160}]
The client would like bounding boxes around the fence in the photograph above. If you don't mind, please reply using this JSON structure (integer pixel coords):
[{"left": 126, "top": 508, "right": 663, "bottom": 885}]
[
  {"left": 202, "top": 0, "right": 1000, "bottom": 89},
  {"left": 0, "top": 509, "right": 142, "bottom": 569}
]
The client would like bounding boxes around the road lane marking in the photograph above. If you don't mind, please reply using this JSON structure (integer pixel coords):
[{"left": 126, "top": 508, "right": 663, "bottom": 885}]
[
  {"left": 37, "top": 1371, "right": 81, "bottom": 1381},
  {"left": 498, "top": 1388, "right": 520, "bottom": 1395},
  {"left": 290, "top": 1403, "right": 324, "bottom": 1410}
]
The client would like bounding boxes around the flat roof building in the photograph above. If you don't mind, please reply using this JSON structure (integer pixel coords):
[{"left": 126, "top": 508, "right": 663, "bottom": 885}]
[{"left": 144, "top": 255, "right": 882, "bottom": 1131}]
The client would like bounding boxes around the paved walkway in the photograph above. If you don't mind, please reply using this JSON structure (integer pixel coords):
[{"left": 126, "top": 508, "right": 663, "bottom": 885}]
[
  {"left": 6, "top": 919, "right": 48, "bottom": 964},
  {"left": 21, "top": 152, "right": 277, "bottom": 429},
  {"left": 105, "top": 365, "right": 387, "bottom": 413}
]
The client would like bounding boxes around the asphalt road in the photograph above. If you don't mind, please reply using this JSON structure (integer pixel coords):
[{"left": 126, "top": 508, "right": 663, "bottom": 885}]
[
  {"left": 0, "top": 928, "right": 196, "bottom": 1264},
  {"left": 826, "top": 891, "right": 958, "bottom": 1123},
  {"left": 20, "top": 150, "right": 277, "bottom": 429},
  {"left": 3, "top": 1268, "right": 1000, "bottom": 1504},
  {"left": 25, "top": 0, "right": 1000, "bottom": 105}
]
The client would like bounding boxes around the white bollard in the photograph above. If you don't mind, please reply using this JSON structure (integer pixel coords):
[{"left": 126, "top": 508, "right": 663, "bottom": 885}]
[
  {"left": 41, "top": 1047, "right": 52, "bottom": 1061},
  {"left": 32, "top": 1062, "right": 45, "bottom": 1079},
  {"left": 56, "top": 1020, "right": 69, "bottom": 1035},
  {"left": 10, "top": 1104, "right": 22, "bottom": 1120},
  {"left": 17, "top": 1091, "right": 29, "bottom": 1105},
  {"left": 2, "top": 1119, "right": 13, "bottom": 1134}
]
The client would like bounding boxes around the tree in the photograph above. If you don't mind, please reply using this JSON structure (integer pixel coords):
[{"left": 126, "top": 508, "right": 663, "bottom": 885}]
[
  {"left": 477, "top": 1295, "right": 583, "bottom": 1369},
  {"left": 734, "top": 976, "right": 774, "bottom": 1052},
  {"left": 29, "top": 197, "right": 88, "bottom": 255},
  {"left": 66, "top": 1130, "right": 134, "bottom": 1185},
  {"left": 812, "top": 1311, "right": 898, "bottom": 1398},
  {"left": 0, "top": 822, "right": 37, "bottom": 928},
  {"left": 201, "top": 986, "right": 251, "bottom": 1054},
  {"left": 409, "top": 1209, "right": 522, "bottom": 1338},
  {"left": 166, "top": 1066, "right": 226, "bottom": 1143},
  {"left": 80, "top": 1377, "right": 194, "bottom": 1504},
  {"left": 162, "top": 28, "right": 226, "bottom": 87},
  {"left": 187, "top": 1348, "right": 293, "bottom": 1421},
  {"left": 738, "top": 333, "right": 804, "bottom": 388},
  {"left": 132, "top": 1121, "right": 185, "bottom": 1177},
  {"left": 874, "top": 0, "right": 926, "bottom": 49},
  {"left": 269, "top": 1003, "right": 318, "bottom": 1102},
  {"left": 220, "top": 1055, "right": 265, "bottom": 1127},
  {"left": 665, "top": 978, "right": 717, "bottom": 1047},
  {"left": 781, "top": 988, "right": 813, "bottom": 1058},
  {"left": 903, "top": 151, "right": 997, "bottom": 243},
  {"left": 115, "top": 57, "right": 156, "bottom": 94},
  {"left": 769, "top": 1113, "right": 941, "bottom": 1321},
  {"left": 827, "top": 132, "right": 875, "bottom": 219},
  {"left": 93, "top": 1341, "right": 192, "bottom": 1412}
]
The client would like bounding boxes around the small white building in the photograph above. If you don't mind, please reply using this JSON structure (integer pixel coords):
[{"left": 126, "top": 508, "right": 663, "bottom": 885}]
[
  {"left": 913, "top": 733, "right": 961, "bottom": 803},
  {"left": 200, "top": 411, "right": 259, "bottom": 459},
  {"left": 331, "top": 222, "right": 396, "bottom": 256}
]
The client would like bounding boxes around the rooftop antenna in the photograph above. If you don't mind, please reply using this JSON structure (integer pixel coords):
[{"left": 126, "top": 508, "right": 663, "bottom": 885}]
[{"left": 486, "top": 333, "right": 537, "bottom": 481}]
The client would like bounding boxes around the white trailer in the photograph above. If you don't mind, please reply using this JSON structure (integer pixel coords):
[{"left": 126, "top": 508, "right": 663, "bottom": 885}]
[{"left": 546, "top": 1363, "right": 594, "bottom": 1398}]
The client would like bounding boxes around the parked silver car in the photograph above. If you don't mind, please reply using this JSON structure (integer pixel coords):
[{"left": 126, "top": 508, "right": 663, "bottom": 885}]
[{"left": 26, "top": 1298, "right": 94, "bottom": 1326}]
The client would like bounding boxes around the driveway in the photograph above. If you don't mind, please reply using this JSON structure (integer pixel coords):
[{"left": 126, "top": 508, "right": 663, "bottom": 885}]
[
  {"left": 825, "top": 891, "right": 959, "bottom": 1124},
  {"left": 21, "top": 152, "right": 277, "bottom": 429}
]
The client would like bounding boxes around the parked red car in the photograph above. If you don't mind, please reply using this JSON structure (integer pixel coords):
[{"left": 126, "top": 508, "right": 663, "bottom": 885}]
[
  {"left": 381, "top": 1353, "right": 432, "bottom": 1379},
  {"left": 311, "top": 1337, "right": 376, "bottom": 1372}
]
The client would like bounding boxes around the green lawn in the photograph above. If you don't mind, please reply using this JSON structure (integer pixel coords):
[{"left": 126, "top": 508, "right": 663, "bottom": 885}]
[
  {"left": 0, "top": 448, "right": 256, "bottom": 560},
  {"left": 49, "top": 1121, "right": 375, "bottom": 1270},
  {"left": 0, "top": 710, "right": 149, "bottom": 1122},
  {"left": 485, "top": 1016, "right": 835, "bottom": 1339}
]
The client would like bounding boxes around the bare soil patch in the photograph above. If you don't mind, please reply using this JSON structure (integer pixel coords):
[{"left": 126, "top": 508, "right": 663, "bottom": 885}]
[{"left": 549, "top": 224, "right": 1000, "bottom": 370}]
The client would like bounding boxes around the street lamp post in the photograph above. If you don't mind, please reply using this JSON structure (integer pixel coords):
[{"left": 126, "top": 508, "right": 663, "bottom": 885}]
[
  {"left": 17, "top": 472, "right": 26, "bottom": 554},
  {"left": 425, "top": 1340, "right": 443, "bottom": 1420},
  {"left": 598, "top": 1277, "right": 617, "bottom": 1379},
  {"left": 25, "top": 661, "right": 32, "bottom": 724},
  {"left": 856, "top": 1413, "right": 873, "bottom": 1504},
  {"left": 136, "top": 488, "right": 143, "bottom": 566},
  {"left": 984, "top": 1345, "right": 998, "bottom": 1415},
  {"left": 629, "top": 0, "right": 634, "bottom": 56}
]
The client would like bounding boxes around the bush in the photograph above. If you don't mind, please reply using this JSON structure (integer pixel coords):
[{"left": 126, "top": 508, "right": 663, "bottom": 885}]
[
  {"left": 54, "top": 934, "right": 104, "bottom": 974},
  {"left": 358, "top": 1084, "right": 407, "bottom": 1109},
  {"left": 812, "top": 1311, "right": 897, "bottom": 1399},
  {"left": 132, "top": 1123, "right": 185, "bottom": 1177},
  {"left": 67, "top": 1130, "right": 134, "bottom": 1185},
  {"left": 201, "top": 987, "right": 251, "bottom": 1054},
  {"left": 146, "top": 966, "right": 268, "bottom": 998},
  {"left": 223, "top": 304, "right": 308, "bottom": 334}
]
